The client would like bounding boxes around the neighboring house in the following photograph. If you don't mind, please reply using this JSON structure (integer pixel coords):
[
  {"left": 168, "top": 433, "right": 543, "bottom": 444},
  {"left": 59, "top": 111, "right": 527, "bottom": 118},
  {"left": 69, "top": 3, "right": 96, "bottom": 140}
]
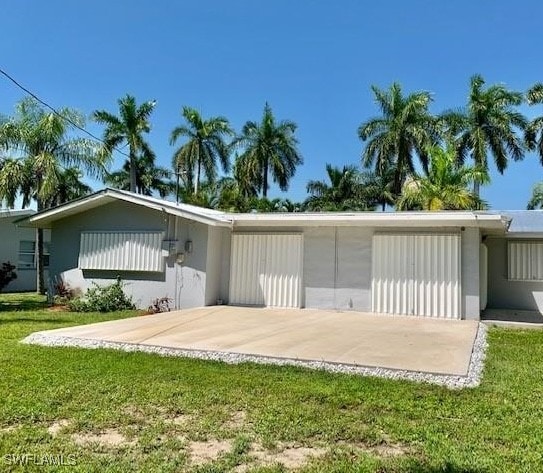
[
  {"left": 26, "top": 187, "right": 540, "bottom": 321},
  {"left": 0, "top": 209, "right": 51, "bottom": 292}
]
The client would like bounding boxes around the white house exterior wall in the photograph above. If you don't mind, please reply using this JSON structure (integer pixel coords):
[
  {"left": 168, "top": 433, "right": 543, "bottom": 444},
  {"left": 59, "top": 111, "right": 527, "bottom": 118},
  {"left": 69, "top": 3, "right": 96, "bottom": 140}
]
[
  {"left": 40, "top": 195, "right": 487, "bottom": 319},
  {"left": 49, "top": 201, "right": 209, "bottom": 310}
]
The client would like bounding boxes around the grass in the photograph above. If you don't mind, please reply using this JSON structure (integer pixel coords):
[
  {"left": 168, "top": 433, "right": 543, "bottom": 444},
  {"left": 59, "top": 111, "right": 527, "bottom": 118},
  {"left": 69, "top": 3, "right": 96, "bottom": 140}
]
[{"left": 0, "top": 293, "right": 543, "bottom": 472}]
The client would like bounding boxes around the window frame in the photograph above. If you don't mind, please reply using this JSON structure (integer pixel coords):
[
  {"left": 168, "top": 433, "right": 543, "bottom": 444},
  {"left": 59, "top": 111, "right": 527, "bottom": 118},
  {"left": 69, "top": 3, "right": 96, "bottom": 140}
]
[{"left": 18, "top": 240, "right": 50, "bottom": 270}]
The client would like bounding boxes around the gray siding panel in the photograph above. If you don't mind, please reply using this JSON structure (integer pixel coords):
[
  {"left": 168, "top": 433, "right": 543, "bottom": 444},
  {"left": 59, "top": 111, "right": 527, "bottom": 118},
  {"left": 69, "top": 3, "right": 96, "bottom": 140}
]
[
  {"left": 205, "top": 226, "right": 228, "bottom": 306},
  {"left": 303, "top": 227, "right": 372, "bottom": 311},
  {"left": 303, "top": 227, "right": 336, "bottom": 309},
  {"left": 461, "top": 227, "right": 480, "bottom": 320}
]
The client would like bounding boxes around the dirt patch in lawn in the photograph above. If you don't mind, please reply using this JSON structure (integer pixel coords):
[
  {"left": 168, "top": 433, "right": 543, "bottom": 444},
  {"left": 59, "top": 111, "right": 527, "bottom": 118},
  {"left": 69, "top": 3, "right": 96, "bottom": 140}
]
[
  {"left": 346, "top": 440, "right": 410, "bottom": 458},
  {"left": 71, "top": 428, "right": 134, "bottom": 448},
  {"left": 371, "top": 442, "right": 409, "bottom": 457},
  {"left": 224, "top": 410, "right": 247, "bottom": 429},
  {"left": 188, "top": 439, "right": 233, "bottom": 465},
  {"left": 47, "top": 419, "right": 70, "bottom": 436},
  {"left": 243, "top": 442, "right": 326, "bottom": 470},
  {"left": 168, "top": 414, "right": 193, "bottom": 426},
  {"left": 0, "top": 424, "right": 21, "bottom": 434}
]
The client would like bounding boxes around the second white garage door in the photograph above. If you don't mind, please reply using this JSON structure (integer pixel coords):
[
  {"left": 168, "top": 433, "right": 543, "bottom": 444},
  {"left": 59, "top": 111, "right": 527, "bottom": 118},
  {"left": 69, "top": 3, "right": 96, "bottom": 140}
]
[
  {"left": 371, "top": 233, "right": 461, "bottom": 318},
  {"left": 229, "top": 233, "right": 303, "bottom": 308}
]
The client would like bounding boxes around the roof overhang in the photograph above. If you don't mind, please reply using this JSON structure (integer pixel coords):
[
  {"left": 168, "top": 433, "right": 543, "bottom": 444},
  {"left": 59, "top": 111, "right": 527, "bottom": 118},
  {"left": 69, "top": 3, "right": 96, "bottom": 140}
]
[
  {"left": 0, "top": 209, "right": 36, "bottom": 219},
  {"left": 230, "top": 211, "right": 509, "bottom": 232},
  {"left": 28, "top": 189, "right": 232, "bottom": 228}
]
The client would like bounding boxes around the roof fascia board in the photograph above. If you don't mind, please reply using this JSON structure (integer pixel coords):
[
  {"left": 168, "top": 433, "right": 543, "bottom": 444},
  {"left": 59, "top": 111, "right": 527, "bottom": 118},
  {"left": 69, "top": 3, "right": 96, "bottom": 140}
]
[
  {"left": 231, "top": 213, "right": 507, "bottom": 229},
  {"left": 28, "top": 190, "right": 232, "bottom": 228}
]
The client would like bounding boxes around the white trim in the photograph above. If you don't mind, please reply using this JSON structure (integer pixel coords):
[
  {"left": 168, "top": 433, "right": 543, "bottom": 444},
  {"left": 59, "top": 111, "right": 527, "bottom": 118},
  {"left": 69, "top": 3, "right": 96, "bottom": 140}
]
[{"left": 231, "top": 212, "right": 506, "bottom": 229}]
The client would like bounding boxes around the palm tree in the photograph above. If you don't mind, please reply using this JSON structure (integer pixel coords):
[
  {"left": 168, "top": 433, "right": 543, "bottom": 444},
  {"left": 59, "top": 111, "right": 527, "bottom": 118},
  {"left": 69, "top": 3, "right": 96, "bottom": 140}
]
[
  {"left": 105, "top": 154, "right": 174, "bottom": 197},
  {"left": 305, "top": 164, "right": 370, "bottom": 211},
  {"left": 525, "top": 83, "right": 543, "bottom": 165},
  {"left": 0, "top": 97, "right": 103, "bottom": 293},
  {"left": 234, "top": 103, "right": 302, "bottom": 198},
  {"left": 442, "top": 75, "right": 527, "bottom": 196},
  {"left": 527, "top": 182, "right": 543, "bottom": 209},
  {"left": 361, "top": 168, "right": 397, "bottom": 211},
  {"left": 93, "top": 95, "right": 156, "bottom": 193},
  {"left": 170, "top": 107, "right": 233, "bottom": 195},
  {"left": 45, "top": 168, "right": 92, "bottom": 207},
  {"left": 358, "top": 83, "right": 440, "bottom": 194},
  {"left": 397, "top": 145, "right": 488, "bottom": 211}
]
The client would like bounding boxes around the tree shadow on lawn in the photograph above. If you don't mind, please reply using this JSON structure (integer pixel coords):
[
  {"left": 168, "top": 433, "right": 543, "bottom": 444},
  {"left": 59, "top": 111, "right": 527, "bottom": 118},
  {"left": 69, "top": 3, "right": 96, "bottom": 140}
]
[
  {"left": 0, "top": 294, "right": 48, "bottom": 312},
  {"left": 402, "top": 462, "right": 488, "bottom": 473}
]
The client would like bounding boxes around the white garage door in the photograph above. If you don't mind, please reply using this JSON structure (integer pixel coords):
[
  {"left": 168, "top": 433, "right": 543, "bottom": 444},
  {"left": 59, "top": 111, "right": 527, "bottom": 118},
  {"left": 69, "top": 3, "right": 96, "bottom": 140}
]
[
  {"left": 372, "top": 234, "right": 461, "bottom": 318},
  {"left": 229, "top": 233, "right": 303, "bottom": 308}
]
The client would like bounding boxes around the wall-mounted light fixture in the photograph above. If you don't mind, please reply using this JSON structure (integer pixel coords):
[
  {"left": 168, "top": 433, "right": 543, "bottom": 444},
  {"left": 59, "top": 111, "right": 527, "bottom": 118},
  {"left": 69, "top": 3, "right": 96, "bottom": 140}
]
[{"left": 185, "top": 240, "right": 193, "bottom": 253}]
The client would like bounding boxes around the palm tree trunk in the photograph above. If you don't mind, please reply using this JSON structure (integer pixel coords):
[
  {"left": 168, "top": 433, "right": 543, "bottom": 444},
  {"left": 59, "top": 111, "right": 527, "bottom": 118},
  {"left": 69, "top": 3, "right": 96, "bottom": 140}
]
[
  {"left": 36, "top": 198, "right": 45, "bottom": 295},
  {"left": 381, "top": 201, "right": 386, "bottom": 212},
  {"left": 194, "top": 161, "right": 200, "bottom": 194},
  {"left": 262, "top": 158, "right": 268, "bottom": 198},
  {"left": 473, "top": 180, "right": 480, "bottom": 197},
  {"left": 129, "top": 152, "right": 137, "bottom": 193}
]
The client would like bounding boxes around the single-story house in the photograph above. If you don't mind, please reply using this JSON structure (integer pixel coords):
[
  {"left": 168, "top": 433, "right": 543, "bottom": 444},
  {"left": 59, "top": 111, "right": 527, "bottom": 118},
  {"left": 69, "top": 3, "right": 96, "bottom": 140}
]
[
  {"left": 0, "top": 209, "right": 50, "bottom": 292},
  {"left": 24, "top": 188, "right": 543, "bottom": 321}
]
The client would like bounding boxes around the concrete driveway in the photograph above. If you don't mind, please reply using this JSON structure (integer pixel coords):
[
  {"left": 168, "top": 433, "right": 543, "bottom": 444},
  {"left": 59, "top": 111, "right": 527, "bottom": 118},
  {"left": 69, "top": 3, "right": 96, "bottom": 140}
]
[{"left": 29, "top": 306, "right": 479, "bottom": 376}]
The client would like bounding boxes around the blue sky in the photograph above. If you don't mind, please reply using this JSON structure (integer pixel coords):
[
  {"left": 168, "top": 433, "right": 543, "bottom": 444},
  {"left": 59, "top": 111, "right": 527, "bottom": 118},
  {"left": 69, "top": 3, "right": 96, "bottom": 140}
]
[{"left": 2, "top": 0, "right": 543, "bottom": 209}]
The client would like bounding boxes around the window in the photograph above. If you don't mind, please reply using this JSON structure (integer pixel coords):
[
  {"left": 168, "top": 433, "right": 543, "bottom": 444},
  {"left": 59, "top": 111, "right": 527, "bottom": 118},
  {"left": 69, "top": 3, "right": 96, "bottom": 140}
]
[
  {"left": 18, "top": 241, "right": 50, "bottom": 270},
  {"left": 508, "top": 241, "right": 543, "bottom": 281},
  {"left": 78, "top": 231, "right": 164, "bottom": 272}
]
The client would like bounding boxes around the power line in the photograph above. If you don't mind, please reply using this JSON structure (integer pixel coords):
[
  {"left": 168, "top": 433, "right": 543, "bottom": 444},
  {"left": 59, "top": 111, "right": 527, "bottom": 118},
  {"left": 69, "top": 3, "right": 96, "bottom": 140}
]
[{"left": 0, "top": 66, "right": 130, "bottom": 158}]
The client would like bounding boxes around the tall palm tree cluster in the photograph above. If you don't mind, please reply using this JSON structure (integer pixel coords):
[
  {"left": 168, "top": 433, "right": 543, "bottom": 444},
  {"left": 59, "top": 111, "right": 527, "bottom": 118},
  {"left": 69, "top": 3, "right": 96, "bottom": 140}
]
[
  {"left": 3, "top": 75, "right": 541, "bottom": 218},
  {"left": 359, "top": 75, "right": 534, "bottom": 210},
  {"left": 3, "top": 74, "right": 543, "bottom": 292}
]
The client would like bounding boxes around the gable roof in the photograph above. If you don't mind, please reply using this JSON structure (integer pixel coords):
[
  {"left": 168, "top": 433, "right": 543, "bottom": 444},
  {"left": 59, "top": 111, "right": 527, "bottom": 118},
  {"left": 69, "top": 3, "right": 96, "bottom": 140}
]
[{"left": 27, "top": 188, "right": 232, "bottom": 228}]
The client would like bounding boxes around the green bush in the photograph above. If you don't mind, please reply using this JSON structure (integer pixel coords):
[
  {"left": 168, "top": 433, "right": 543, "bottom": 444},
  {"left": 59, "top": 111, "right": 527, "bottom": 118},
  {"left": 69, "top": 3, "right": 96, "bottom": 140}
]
[
  {"left": 68, "top": 278, "right": 135, "bottom": 312},
  {"left": 0, "top": 261, "right": 17, "bottom": 292}
]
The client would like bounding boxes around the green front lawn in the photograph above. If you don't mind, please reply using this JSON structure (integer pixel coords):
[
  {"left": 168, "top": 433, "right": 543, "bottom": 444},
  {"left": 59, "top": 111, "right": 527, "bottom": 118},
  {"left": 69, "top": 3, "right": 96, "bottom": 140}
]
[{"left": 0, "top": 293, "right": 542, "bottom": 472}]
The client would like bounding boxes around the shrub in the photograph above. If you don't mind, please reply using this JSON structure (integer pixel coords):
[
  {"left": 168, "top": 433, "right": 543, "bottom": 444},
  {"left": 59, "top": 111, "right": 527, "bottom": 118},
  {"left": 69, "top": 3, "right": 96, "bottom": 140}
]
[
  {"left": 52, "top": 278, "right": 79, "bottom": 305},
  {"left": 68, "top": 278, "right": 136, "bottom": 312},
  {"left": 0, "top": 262, "right": 17, "bottom": 292},
  {"left": 148, "top": 296, "right": 172, "bottom": 313}
]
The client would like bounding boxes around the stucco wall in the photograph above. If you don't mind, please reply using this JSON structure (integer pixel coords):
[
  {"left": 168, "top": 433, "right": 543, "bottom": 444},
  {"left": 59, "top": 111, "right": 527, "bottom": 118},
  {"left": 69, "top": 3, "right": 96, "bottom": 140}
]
[
  {"left": 204, "top": 226, "right": 233, "bottom": 305},
  {"left": 486, "top": 236, "right": 543, "bottom": 312},
  {"left": 173, "top": 216, "right": 208, "bottom": 309},
  {"left": 304, "top": 227, "right": 372, "bottom": 310},
  {"left": 50, "top": 201, "right": 209, "bottom": 309},
  {"left": 461, "top": 227, "right": 481, "bottom": 320},
  {"left": 0, "top": 216, "right": 50, "bottom": 292},
  {"left": 219, "top": 229, "right": 231, "bottom": 303}
]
